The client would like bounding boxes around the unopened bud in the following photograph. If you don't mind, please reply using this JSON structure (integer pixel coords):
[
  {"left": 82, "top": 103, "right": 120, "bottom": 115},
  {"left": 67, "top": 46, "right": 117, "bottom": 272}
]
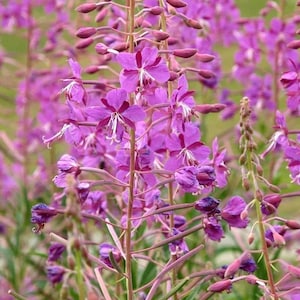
[
  {"left": 242, "top": 178, "right": 250, "bottom": 191},
  {"left": 208, "top": 279, "right": 232, "bottom": 292},
  {"left": 198, "top": 69, "right": 215, "bottom": 79},
  {"left": 149, "top": 6, "right": 164, "bottom": 15},
  {"left": 185, "top": 18, "right": 203, "bottom": 29},
  {"left": 239, "top": 154, "right": 247, "bottom": 165},
  {"left": 193, "top": 104, "right": 226, "bottom": 114},
  {"left": 75, "top": 38, "right": 94, "bottom": 49},
  {"left": 286, "top": 220, "right": 300, "bottom": 230},
  {"left": 196, "top": 53, "right": 215, "bottom": 62},
  {"left": 268, "top": 184, "right": 281, "bottom": 193},
  {"left": 245, "top": 275, "right": 258, "bottom": 285},
  {"left": 224, "top": 258, "right": 241, "bottom": 278},
  {"left": 173, "top": 48, "right": 197, "bottom": 58},
  {"left": 152, "top": 30, "right": 169, "bottom": 42},
  {"left": 95, "top": 43, "right": 109, "bottom": 54},
  {"left": 287, "top": 40, "right": 300, "bottom": 50},
  {"left": 167, "top": 37, "right": 179, "bottom": 46},
  {"left": 240, "top": 209, "right": 248, "bottom": 220},
  {"left": 95, "top": 8, "right": 108, "bottom": 22},
  {"left": 256, "top": 164, "right": 263, "bottom": 176},
  {"left": 113, "top": 42, "right": 129, "bottom": 52},
  {"left": 288, "top": 264, "right": 300, "bottom": 277},
  {"left": 76, "top": 27, "right": 97, "bottom": 39},
  {"left": 255, "top": 190, "right": 263, "bottom": 201},
  {"left": 85, "top": 65, "right": 99, "bottom": 74},
  {"left": 76, "top": 3, "right": 97, "bottom": 13},
  {"left": 67, "top": 255, "right": 75, "bottom": 269},
  {"left": 248, "top": 233, "right": 254, "bottom": 245},
  {"left": 273, "top": 231, "right": 286, "bottom": 246},
  {"left": 166, "top": 0, "right": 187, "bottom": 8},
  {"left": 168, "top": 71, "right": 179, "bottom": 81}
]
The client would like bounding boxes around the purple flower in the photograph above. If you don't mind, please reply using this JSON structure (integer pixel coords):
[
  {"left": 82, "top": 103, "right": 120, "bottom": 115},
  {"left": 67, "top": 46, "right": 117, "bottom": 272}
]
[
  {"left": 31, "top": 203, "right": 57, "bottom": 225},
  {"left": 46, "top": 265, "right": 65, "bottom": 285},
  {"left": 203, "top": 217, "right": 224, "bottom": 242},
  {"left": 221, "top": 196, "right": 249, "bottom": 228},
  {"left": 48, "top": 243, "right": 66, "bottom": 262},
  {"left": 261, "top": 194, "right": 282, "bottom": 215},
  {"left": 175, "top": 165, "right": 216, "bottom": 194},
  {"left": 239, "top": 257, "right": 257, "bottom": 273},
  {"left": 86, "top": 88, "right": 145, "bottom": 142},
  {"left": 168, "top": 228, "right": 189, "bottom": 256},
  {"left": 99, "top": 243, "right": 121, "bottom": 268},
  {"left": 194, "top": 196, "right": 220, "bottom": 215},
  {"left": 165, "top": 123, "right": 210, "bottom": 170},
  {"left": 116, "top": 47, "right": 170, "bottom": 92},
  {"left": 265, "top": 225, "right": 287, "bottom": 247}
]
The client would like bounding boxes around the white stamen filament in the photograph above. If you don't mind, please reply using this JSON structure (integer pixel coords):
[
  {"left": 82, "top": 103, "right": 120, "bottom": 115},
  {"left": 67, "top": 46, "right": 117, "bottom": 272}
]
[
  {"left": 178, "top": 148, "right": 195, "bottom": 164},
  {"left": 106, "top": 112, "right": 125, "bottom": 143}
]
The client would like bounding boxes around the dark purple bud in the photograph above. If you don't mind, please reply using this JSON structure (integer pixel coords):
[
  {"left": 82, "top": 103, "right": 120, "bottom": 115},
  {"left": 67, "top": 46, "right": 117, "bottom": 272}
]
[
  {"left": 239, "top": 257, "right": 257, "bottom": 273},
  {"left": 46, "top": 266, "right": 65, "bottom": 285},
  {"left": 99, "top": 243, "right": 121, "bottom": 268},
  {"left": 76, "top": 3, "right": 97, "bottom": 13},
  {"left": 149, "top": 6, "right": 164, "bottom": 15},
  {"left": 221, "top": 196, "right": 249, "bottom": 228},
  {"left": 166, "top": 0, "right": 187, "bottom": 8},
  {"left": 173, "top": 48, "right": 197, "bottom": 58},
  {"left": 208, "top": 279, "right": 232, "bottom": 292},
  {"left": 76, "top": 38, "right": 94, "bottom": 49},
  {"left": 31, "top": 203, "right": 57, "bottom": 225},
  {"left": 195, "top": 166, "right": 216, "bottom": 186},
  {"left": 194, "top": 196, "right": 220, "bottom": 214},
  {"left": 76, "top": 27, "right": 97, "bottom": 39},
  {"left": 261, "top": 194, "right": 282, "bottom": 215},
  {"left": 48, "top": 243, "right": 66, "bottom": 262},
  {"left": 173, "top": 215, "right": 186, "bottom": 228},
  {"left": 175, "top": 167, "right": 199, "bottom": 193},
  {"left": 204, "top": 217, "right": 224, "bottom": 242}
]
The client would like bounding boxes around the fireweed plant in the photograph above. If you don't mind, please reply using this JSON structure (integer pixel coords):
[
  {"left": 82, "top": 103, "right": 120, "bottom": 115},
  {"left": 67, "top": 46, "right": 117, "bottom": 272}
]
[{"left": 1, "top": 0, "right": 300, "bottom": 299}]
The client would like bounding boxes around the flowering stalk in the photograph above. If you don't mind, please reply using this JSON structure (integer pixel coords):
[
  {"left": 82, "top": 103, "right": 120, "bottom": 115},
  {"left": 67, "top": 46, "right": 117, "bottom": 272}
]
[
  {"left": 239, "top": 97, "right": 278, "bottom": 299},
  {"left": 125, "top": 0, "right": 137, "bottom": 298}
]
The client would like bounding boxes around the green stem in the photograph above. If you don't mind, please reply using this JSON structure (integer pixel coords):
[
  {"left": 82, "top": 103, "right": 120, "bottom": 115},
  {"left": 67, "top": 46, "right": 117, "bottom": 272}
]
[{"left": 125, "top": 0, "right": 136, "bottom": 299}]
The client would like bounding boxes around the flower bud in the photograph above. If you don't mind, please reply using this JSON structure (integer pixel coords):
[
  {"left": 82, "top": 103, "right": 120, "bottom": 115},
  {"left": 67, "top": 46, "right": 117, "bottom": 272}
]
[
  {"left": 95, "top": 8, "right": 108, "bottom": 22},
  {"left": 113, "top": 42, "right": 129, "bottom": 52},
  {"left": 76, "top": 27, "right": 97, "bottom": 39},
  {"left": 245, "top": 275, "right": 258, "bottom": 285},
  {"left": 149, "top": 6, "right": 164, "bottom": 15},
  {"left": 193, "top": 104, "right": 226, "bottom": 114},
  {"left": 85, "top": 65, "right": 99, "bottom": 74},
  {"left": 198, "top": 69, "right": 215, "bottom": 79},
  {"left": 95, "top": 43, "right": 109, "bottom": 54},
  {"left": 285, "top": 220, "right": 300, "bottom": 230},
  {"left": 46, "top": 266, "right": 65, "bottom": 285},
  {"left": 273, "top": 231, "right": 286, "bottom": 246},
  {"left": 76, "top": 3, "right": 97, "bottom": 13},
  {"left": 185, "top": 18, "right": 203, "bottom": 29},
  {"left": 152, "top": 30, "right": 170, "bottom": 42},
  {"left": 224, "top": 258, "right": 241, "bottom": 278},
  {"left": 173, "top": 48, "right": 197, "bottom": 58},
  {"left": 194, "top": 196, "right": 220, "bottom": 214},
  {"left": 166, "top": 0, "right": 187, "bottom": 8},
  {"left": 196, "top": 53, "right": 215, "bottom": 62},
  {"left": 48, "top": 243, "right": 66, "bottom": 262},
  {"left": 168, "top": 71, "right": 179, "bottom": 81},
  {"left": 248, "top": 232, "right": 254, "bottom": 245},
  {"left": 208, "top": 279, "right": 232, "bottom": 292},
  {"left": 75, "top": 38, "right": 94, "bottom": 49}
]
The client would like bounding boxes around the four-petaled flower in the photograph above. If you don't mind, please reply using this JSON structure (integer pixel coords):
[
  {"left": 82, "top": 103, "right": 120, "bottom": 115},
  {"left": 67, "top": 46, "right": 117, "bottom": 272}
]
[{"left": 117, "top": 47, "right": 170, "bottom": 92}]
